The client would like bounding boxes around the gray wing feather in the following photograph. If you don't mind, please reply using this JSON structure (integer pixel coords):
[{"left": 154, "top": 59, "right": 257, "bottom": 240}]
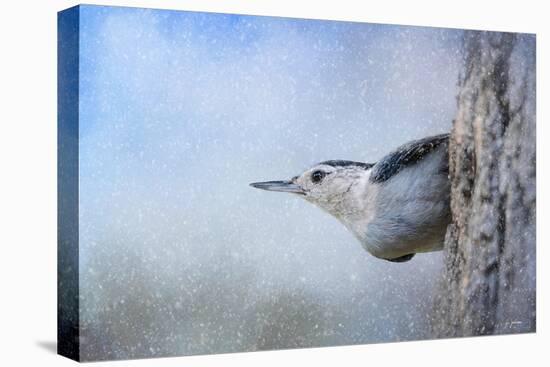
[{"left": 369, "top": 133, "right": 449, "bottom": 184}]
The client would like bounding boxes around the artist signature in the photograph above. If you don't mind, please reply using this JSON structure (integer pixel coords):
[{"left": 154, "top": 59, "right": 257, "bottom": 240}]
[{"left": 499, "top": 321, "right": 523, "bottom": 329}]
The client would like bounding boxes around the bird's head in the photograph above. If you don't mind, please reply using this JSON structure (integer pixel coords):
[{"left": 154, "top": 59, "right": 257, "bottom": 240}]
[{"left": 250, "top": 160, "right": 373, "bottom": 217}]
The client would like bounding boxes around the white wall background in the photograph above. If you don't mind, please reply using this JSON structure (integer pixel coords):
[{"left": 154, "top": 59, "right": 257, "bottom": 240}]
[{"left": 0, "top": 1, "right": 547, "bottom": 366}]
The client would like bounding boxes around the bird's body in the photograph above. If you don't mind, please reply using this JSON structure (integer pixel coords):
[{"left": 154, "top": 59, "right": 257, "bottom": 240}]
[{"left": 250, "top": 134, "right": 451, "bottom": 262}]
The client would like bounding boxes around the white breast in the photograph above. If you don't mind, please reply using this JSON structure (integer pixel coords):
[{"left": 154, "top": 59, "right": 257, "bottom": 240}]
[{"left": 345, "top": 146, "right": 450, "bottom": 259}]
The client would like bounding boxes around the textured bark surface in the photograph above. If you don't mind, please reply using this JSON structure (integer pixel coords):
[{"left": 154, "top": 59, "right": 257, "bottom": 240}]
[{"left": 432, "top": 31, "right": 536, "bottom": 337}]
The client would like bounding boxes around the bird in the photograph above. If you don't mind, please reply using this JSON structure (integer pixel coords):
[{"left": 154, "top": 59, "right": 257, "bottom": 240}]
[{"left": 249, "top": 133, "right": 451, "bottom": 263}]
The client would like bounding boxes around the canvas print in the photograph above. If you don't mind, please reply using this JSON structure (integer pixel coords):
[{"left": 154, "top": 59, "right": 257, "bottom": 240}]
[{"left": 58, "top": 4, "right": 536, "bottom": 362}]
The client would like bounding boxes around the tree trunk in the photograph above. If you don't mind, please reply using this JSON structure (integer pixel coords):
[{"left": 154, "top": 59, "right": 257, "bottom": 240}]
[{"left": 432, "top": 31, "right": 536, "bottom": 337}]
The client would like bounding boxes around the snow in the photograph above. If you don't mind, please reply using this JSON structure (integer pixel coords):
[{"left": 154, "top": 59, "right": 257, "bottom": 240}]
[{"left": 74, "top": 5, "right": 463, "bottom": 361}]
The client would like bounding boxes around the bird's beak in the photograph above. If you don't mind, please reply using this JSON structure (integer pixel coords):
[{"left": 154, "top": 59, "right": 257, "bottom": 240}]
[{"left": 249, "top": 180, "right": 305, "bottom": 195}]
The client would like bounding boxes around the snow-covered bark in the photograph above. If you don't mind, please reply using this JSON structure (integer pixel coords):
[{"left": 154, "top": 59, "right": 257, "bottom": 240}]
[{"left": 432, "top": 31, "right": 536, "bottom": 337}]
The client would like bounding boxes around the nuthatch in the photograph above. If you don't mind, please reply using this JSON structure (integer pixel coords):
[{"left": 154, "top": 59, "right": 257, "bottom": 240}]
[{"left": 250, "top": 134, "right": 451, "bottom": 262}]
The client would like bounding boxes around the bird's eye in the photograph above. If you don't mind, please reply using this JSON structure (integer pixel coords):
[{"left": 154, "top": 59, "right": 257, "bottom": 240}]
[{"left": 311, "top": 170, "right": 326, "bottom": 183}]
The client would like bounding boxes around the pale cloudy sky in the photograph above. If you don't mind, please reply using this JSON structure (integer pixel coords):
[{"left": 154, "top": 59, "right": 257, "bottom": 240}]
[{"left": 75, "top": 5, "right": 462, "bottom": 361}]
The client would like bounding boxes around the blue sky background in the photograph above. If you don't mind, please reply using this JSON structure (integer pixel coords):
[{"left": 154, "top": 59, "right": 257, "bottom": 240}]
[{"left": 76, "top": 5, "right": 463, "bottom": 361}]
